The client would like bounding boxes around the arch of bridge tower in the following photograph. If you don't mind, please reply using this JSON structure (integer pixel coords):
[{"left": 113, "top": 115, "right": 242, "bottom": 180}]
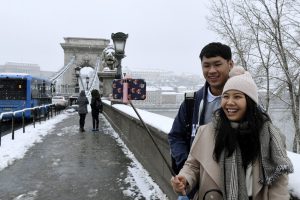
[{"left": 59, "top": 37, "right": 110, "bottom": 93}]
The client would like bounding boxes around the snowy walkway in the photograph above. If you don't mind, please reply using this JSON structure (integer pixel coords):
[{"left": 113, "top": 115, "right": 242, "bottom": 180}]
[{"left": 0, "top": 111, "right": 167, "bottom": 200}]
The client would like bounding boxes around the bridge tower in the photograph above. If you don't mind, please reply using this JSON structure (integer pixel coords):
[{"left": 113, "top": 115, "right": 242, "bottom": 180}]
[{"left": 59, "top": 37, "right": 110, "bottom": 94}]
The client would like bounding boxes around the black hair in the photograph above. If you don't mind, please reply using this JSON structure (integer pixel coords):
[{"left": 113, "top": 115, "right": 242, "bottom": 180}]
[
  {"left": 199, "top": 42, "right": 232, "bottom": 61},
  {"left": 91, "top": 89, "right": 100, "bottom": 98},
  {"left": 213, "top": 95, "right": 270, "bottom": 169}
]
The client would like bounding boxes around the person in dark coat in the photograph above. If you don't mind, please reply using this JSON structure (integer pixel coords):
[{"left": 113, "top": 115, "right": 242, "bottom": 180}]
[
  {"left": 77, "top": 90, "right": 89, "bottom": 132},
  {"left": 90, "top": 89, "right": 102, "bottom": 131}
]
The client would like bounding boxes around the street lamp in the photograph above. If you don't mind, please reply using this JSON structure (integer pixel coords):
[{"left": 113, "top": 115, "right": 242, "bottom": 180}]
[
  {"left": 51, "top": 81, "right": 56, "bottom": 94},
  {"left": 75, "top": 66, "right": 80, "bottom": 93},
  {"left": 86, "top": 76, "right": 90, "bottom": 90},
  {"left": 111, "top": 32, "right": 128, "bottom": 79},
  {"left": 66, "top": 84, "right": 69, "bottom": 94}
]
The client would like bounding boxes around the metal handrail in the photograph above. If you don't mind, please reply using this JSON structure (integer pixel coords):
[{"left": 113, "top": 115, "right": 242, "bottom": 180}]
[{"left": 0, "top": 104, "right": 60, "bottom": 146}]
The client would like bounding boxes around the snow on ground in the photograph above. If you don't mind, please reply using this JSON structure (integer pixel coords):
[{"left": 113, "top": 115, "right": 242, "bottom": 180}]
[
  {"left": 0, "top": 108, "right": 168, "bottom": 200},
  {"left": 288, "top": 151, "right": 300, "bottom": 198},
  {"left": 101, "top": 115, "right": 168, "bottom": 200},
  {"left": 0, "top": 112, "right": 70, "bottom": 171}
]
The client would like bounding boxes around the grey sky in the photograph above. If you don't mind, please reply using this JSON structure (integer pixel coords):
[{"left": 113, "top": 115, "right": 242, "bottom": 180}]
[{"left": 0, "top": 0, "right": 221, "bottom": 76}]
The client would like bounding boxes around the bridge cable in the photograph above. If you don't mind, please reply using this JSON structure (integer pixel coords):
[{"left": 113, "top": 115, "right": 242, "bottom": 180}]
[
  {"left": 86, "top": 57, "right": 101, "bottom": 97},
  {"left": 50, "top": 56, "right": 75, "bottom": 83}
]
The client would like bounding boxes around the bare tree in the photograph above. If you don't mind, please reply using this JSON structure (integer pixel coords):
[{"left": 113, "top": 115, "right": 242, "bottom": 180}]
[
  {"left": 207, "top": 0, "right": 300, "bottom": 152},
  {"left": 207, "top": 0, "right": 274, "bottom": 110},
  {"left": 256, "top": 0, "right": 300, "bottom": 153},
  {"left": 207, "top": 0, "right": 252, "bottom": 69},
  {"left": 235, "top": 0, "right": 278, "bottom": 112}
]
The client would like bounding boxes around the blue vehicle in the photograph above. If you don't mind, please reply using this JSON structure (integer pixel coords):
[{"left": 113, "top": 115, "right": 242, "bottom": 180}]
[{"left": 0, "top": 73, "right": 52, "bottom": 120}]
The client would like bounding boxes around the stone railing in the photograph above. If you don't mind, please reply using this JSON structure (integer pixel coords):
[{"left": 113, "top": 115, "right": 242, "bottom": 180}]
[{"left": 102, "top": 100, "right": 176, "bottom": 199}]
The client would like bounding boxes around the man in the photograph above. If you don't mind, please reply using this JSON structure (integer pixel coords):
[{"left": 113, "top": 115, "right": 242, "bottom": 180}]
[{"left": 168, "top": 42, "right": 233, "bottom": 197}]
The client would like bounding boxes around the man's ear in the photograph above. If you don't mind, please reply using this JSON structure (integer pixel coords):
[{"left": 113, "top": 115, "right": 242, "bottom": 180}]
[{"left": 229, "top": 60, "right": 234, "bottom": 70}]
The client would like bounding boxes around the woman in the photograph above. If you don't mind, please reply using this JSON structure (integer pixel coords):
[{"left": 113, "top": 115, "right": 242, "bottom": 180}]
[
  {"left": 171, "top": 67, "right": 293, "bottom": 200},
  {"left": 90, "top": 89, "right": 102, "bottom": 131},
  {"left": 77, "top": 90, "right": 89, "bottom": 132}
]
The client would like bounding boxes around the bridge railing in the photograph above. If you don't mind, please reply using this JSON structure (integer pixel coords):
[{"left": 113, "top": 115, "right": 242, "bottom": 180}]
[
  {"left": 0, "top": 104, "right": 63, "bottom": 146},
  {"left": 101, "top": 99, "right": 177, "bottom": 199}
]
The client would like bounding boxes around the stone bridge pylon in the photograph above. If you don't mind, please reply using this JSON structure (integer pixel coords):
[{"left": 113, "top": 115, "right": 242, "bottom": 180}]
[{"left": 57, "top": 37, "right": 110, "bottom": 95}]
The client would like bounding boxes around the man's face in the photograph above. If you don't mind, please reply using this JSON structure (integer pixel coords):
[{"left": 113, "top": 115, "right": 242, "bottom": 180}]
[{"left": 201, "top": 56, "right": 233, "bottom": 95}]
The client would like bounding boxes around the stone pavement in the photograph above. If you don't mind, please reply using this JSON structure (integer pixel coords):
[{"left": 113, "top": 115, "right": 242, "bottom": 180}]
[{"left": 0, "top": 112, "right": 148, "bottom": 200}]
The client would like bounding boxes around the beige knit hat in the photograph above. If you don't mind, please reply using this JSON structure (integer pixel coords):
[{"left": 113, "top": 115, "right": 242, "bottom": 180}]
[{"left": 222, "top": 66, "right": 258, "bottom": 104}]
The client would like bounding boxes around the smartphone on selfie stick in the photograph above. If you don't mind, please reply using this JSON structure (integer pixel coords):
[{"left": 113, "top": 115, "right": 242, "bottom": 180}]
[{"left": 112, "top": 76, "right": 146, "bottom": 102}]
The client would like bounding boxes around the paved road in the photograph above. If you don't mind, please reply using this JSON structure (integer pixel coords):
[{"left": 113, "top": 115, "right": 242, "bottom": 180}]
[{"left": 0, "top": 112, "right": 154, "bottom": 200}]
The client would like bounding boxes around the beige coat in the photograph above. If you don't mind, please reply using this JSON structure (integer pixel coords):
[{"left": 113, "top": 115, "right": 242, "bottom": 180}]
[{"left": 179, "top": 123, "right": 290, "bottom": 200}]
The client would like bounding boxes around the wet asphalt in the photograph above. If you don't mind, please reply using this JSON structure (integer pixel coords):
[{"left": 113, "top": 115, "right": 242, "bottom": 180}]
[{"left": 0, "top": 112, "right": 142, "bottom": 200}]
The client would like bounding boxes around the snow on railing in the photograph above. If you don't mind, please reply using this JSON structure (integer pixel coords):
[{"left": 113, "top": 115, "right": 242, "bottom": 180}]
[{"left": 0, "top": 104, "right": 63, "bottom": 146}]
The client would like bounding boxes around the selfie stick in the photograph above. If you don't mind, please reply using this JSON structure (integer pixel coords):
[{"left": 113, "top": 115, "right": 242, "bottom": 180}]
[
  {"left": 127, "top": 99, "right": 176, "bottom": 176},
  {"left": 122, "top": 77, "right": 188, "bottom": 199},
  {"left": 122, "top": 76, "right": 175, "bottom": 175},
  {"left": 122, "top": 78, "right": 129, "bottom": 104}
]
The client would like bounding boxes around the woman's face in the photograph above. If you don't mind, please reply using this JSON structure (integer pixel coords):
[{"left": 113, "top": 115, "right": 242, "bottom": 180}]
[{"left": 221, "top": 90, "right": 247, "bottom": 122}]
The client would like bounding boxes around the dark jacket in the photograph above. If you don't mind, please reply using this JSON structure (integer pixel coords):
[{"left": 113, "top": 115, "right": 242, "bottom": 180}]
[
  {"left": 77, "top": 91, "right": 89, "bottom": 114},
  {"left": 168, "top": 82, "right": 210, "bottom": 168},
  {"left": 90, "top": 97, "right": 102, "bottom": 115}
]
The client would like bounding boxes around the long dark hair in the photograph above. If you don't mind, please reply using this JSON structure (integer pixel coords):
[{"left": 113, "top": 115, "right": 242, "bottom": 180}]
[
  {"left": 213, "top": 96, "right": 270, "bottom": 169},
  {"left": 91, "top": 89, "right": 100, "bottom": 98}
]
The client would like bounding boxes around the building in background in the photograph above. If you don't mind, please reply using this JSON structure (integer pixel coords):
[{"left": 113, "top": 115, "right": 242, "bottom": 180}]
[
  {"left": 0, "top": 62, "right": 55, "bottom": 79},
  {"left": 0, "top": 62, "right": 204, "bottom": 108},
  {"left": 126, "top": 67, "right": 204, "bottom": 109}
]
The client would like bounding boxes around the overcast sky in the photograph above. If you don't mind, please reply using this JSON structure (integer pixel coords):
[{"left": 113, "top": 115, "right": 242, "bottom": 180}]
[{"left": 0, "top": 0, "right": 221, "bottom": 76}]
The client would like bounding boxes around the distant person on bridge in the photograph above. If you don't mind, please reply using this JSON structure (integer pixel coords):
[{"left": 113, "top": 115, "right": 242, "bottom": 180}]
[
  {"left": 168, "top": 42, "right": 233, "bottom": 198},
  {"left": 171, "top": 66, "right": 293, "bottom": 200},
  {"left": 77, "top": 90, "right": 89, "bottom": 132},
  {"left": 90, "top": 89, "right": 103, "bottom": 131}
]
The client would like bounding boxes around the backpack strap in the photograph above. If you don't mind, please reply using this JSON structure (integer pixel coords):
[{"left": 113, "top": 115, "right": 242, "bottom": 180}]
[
  {"left": 171, "top": 92, "right": 196, "bottom": 175},
  {"left": 184, "top": 91, "right": 196, "bottom": 151}
]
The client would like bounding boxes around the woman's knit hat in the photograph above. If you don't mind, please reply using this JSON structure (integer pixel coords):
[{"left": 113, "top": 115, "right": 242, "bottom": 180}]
[{"left": 222, "top": 66, "right": 258, "bottom": 104}]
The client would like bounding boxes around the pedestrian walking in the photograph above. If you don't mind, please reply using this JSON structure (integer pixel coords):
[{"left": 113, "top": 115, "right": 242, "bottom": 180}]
[
  {"left": 171, "top": 67, "right": 293, "bottom": 200},
  {"left": 90, "top": 89, "right": 102, "bottom": 131},
  {"left": 77, "top": 90, "right": 89, "bottom": 132}
]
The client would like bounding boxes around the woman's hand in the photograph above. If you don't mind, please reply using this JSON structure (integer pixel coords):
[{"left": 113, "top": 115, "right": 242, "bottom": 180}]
[{"left": 171, "top": 175, "right": 187, "bottom": 195}]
